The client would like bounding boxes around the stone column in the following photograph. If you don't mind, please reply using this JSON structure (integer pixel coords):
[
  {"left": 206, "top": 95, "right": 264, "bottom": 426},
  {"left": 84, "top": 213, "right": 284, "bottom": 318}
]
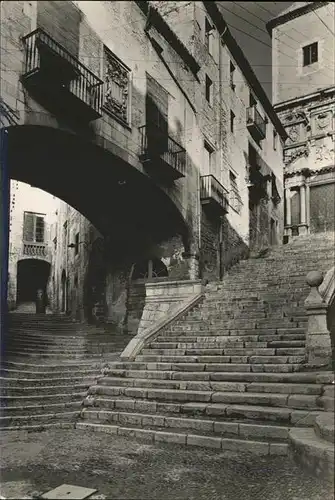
[
  {"left": 300, "top": 184, "right": 307, "bottom": 234},
  {"left": 285, "top": 188, "right": 291, "bottom": 226},
  {"left": 306, "top": 184, "right": 310, "bottom": 233},
  {"left": 0, "top": 128, "right": 10, "bottom": 354},
  {"left": 305, "top": 271, "right": 332, "bottom": 367}
]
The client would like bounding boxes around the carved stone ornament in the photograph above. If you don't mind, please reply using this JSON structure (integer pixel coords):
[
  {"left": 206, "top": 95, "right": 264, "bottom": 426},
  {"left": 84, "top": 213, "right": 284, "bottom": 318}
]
[
  {"left": 315, "top": 111, "right": 331, "bottom": 131},
  {"left": 288, "top": 125, "right": 300, "bottom": 143},
  {"left": 315, "top": 143, "right": 335, "bottom": 163},
  {"left": 284, "top": 143, "right": 309, "bottom": 165},
  {"left": 104, "top": 49, "right": 129, "bottom": 123}
]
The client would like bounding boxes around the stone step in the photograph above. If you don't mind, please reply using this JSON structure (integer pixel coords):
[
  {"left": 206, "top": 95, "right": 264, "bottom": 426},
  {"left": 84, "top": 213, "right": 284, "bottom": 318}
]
[
  {"left": 103, "top": 369, "right": 332, "bottom": 385},
  {"left": 75, "top": 421, "right": 287, "bottom": 455},
  {"left": 156, "top": 334, "right": 306, "bottom": 343},
  {"left": 0, "top": 411, "right": 80, "bottom": 428},
  {"left": 0, "top": 392, "right": 87, "bottom": 407},
  {"left": 80, "top": 408, "right": 292, "bottom": 443},
  {"left": 3, "top": 350, "right": 120, "bottom": 360},
  {"left": 0, "top": 375, "right": 98, "bottom": 388},
  {"left": 3, "top": 344, "right": 123, "bottom": 354},
  {"left": 87, "top": 396, "right": 322, "bottom": 426},
  {"left": 1, "top": 367, "right": 103, "bottom": 379},
  {"left": 1, "top": 383, "right": 91, "bottom": 396},
  {"left": 95, "top": 376, "right": 323, "bottom": 395},
  {"left": 0, "top": 401, "right": 82, "bottom": 416},
  {"left": 135, "top": 354, "right": 306, "bottom": 364},
  {"left": 108, "top": 361, "right": 305, "bottom": 373},
  {"left": 142, "top": 347, "right": 306, "bottom": 357},
  {"left": 151, "top": 340, "right": 305, "bottom": 350},
  {"left": 1, "top": 360, "right": 108, "bottom": 371},
  {"left": 88, "top": 384, "right": 321, "bottom": 410}
]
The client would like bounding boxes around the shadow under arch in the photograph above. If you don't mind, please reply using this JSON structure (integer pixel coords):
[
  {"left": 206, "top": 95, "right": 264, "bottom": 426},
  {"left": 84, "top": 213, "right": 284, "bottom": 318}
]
[
  {"left": 6, "top": 124, "right": 191, "bottom": 258},
  {"left": 16, "top": 258, "right": 51, "bottom": 311}
]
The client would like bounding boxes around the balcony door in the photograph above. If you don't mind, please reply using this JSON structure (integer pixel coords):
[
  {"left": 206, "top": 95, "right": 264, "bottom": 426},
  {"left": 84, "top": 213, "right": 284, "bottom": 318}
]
[{"left": 146, "top": 74, "right": 169, "bottom": 155}]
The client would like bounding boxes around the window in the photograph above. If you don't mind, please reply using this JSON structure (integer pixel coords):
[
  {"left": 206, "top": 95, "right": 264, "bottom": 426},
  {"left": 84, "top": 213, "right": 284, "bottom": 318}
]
[
  {"left": 273, "top": 130, "right": 278, "bottom": 150},
  {"left": 23, "top": 212, "right": 45, "bottom": 243},
  {"left": 205, "top": 18, "right": 214, "bottom": 55},
  {"left": 203, "top": 142, "right": 213, "bottom": 175},
  {"left": 103, "top": 46, "right": 131, "bottom": 125},
  {"left": 230, "top": 61, "right": 235, "bottom": 90},
  {"left": 205, "top": 74, "right": 213, "bottom": 104},
  {"left": 303, "top": 42, "right": 318, "bottom": 66},
  {"left": 230, "top": 110, "right": 235, "bottom": 134},
  {"left": 229, "top": 171, "right": 242, "bottom": 214},
  {"left": 75, "top": 232, "right": 79, "bottom": 255}
]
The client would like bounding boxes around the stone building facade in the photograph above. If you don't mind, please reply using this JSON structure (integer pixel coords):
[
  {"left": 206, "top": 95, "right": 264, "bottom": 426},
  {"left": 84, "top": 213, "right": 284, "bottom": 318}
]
[
  {"left": 267, "top": 1, "right": 335, "bottom": 240},
  {"left": 1, "top": 1, "right": 286, "bottom": 330},
  {"left": 7, "top": 180, "right": 58, "bottom": 311}
]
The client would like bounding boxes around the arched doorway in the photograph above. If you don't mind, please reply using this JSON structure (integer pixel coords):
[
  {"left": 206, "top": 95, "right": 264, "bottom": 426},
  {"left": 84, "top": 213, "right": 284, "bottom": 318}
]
[{"left": 16, "top": 259, "right": 50, "bottom": 313}]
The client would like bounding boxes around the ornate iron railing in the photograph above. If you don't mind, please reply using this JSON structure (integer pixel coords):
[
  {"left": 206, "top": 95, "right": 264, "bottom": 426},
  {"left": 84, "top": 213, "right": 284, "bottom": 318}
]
[
  {"left": 139, "top": 124, "right": 186, "bottom": 177},
  {"left": 246, "top": 106, "right": 266, "bottom": 139},
  {"left": 21, "top": 28, "right": 103, "bottom": 117},
  {"left": 23, "top": 241, "right": 49, "bottom": 258},
  {"left": 200, "top": 175, "right": 229, "bottom": 212}
]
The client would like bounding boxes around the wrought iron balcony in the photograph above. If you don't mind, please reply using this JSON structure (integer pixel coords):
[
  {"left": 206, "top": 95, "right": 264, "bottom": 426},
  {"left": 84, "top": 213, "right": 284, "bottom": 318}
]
[
  {"left": 21, "top": 28, "right": 103, "bottom": 122},
  {"left": 246, "top": 106, "right": 266, "bottom": 142},
  {"left": 22, "top": 241, "right": 50, "bottom": 259},
  {"left": 200, "top": 175, "right": 229, "bottom": 214},
  {"left": 139, "top": 124, "right": 186, "bottom": 181}
]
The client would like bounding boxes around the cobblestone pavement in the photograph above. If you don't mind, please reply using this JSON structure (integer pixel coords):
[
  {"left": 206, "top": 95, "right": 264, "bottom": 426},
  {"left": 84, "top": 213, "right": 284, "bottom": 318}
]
[{"left": 0, "top": 428, "right": 333, "bottom": 500}]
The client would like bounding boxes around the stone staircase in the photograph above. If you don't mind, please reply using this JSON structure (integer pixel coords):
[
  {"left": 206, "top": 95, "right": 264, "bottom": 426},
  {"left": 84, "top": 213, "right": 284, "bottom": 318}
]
[
  {"left": 78, "top": 233, "right": 335, "bottom": 456},
  {"left": 0, "top": 314, "right": 132, "bottom": 430}
]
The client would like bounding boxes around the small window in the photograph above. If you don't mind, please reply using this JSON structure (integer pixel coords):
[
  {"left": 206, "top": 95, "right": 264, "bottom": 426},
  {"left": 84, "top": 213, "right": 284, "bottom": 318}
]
[
  {"left": 273, "top": 130, "right": 278, "bottom": 150},
  {"left": 205, "top": 75, "right": 213, "bottom": 104},
  {"left": 229, "top": 171, "right": 242, "bottom": 214},
  {"left": 230, "top": 61, "right": 235, "bottom": 90},
  {"left": 205, "top": 18, "right": 214, "bottom": 55},
  {"left": 303, "top": 42, "right": 318, "bottom": 66},
  {"left": 230, "top": 110, "right": 235, "bottom": 134},
  {"left": 53, "top": 237, "right": 57, "bottom": 251},
  {"left": 204, "top": 142, "right": 213, "bottom": 175},
  {"left": 75, "top": 232, "right": 79, "bottom": 255}
]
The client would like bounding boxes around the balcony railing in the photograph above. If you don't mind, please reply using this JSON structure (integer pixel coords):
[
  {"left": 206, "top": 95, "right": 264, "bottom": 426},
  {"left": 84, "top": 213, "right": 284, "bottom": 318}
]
[
  {"left": 139, "top": 124, "right": 186, "bottom": 180},
  {"left": 200, "top": 175, "right": 229, "bottom": 214},
  {"left": 247, "top": 106, "right": 266, "bottom": 142},
  {"left": 23, "top": 241, "right": 49, "bottom": 259},
  {"left": 21, "top": 28, "right": 103, "bottom": 121}
]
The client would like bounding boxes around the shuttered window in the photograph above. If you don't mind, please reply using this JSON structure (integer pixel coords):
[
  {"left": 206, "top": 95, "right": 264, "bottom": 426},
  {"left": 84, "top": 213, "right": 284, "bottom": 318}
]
[{"left": 23, "top": 212, "right": 45, "bottom": 243}]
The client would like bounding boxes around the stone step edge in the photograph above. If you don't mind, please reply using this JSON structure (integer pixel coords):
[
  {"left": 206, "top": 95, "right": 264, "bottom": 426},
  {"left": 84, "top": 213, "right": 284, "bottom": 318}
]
[
  {"left": 0, "top": 411, "right": 80, "bottom": 424},
  {"left": 0, "top": 422, "right": 76, "bottom": 432},
  {"left": 1, "top": 401, "right": 83, "bottom": 413},
  {"left": 75, "top": 421, "right": 288, "bottom": 455},
  {"left": 101, "top": 369, "right": 333, "bottom": 384},
  {"left": 0, "top": 391, "right": 87, "bottom": 401},
  {"left": 96, "top": 376, "right": 324, "bottom": 392},
  {"left": 1, "top": 369, "right": 103, "bottom": 377},
  {"left": 87, "top": 395, "right": 323, "bottom": 422},
  {"left": 80, "top": 408, "right": 294, "bottom": 439},
  {"left": 88, "top": 387, "right": 322, "bottom": 410}
]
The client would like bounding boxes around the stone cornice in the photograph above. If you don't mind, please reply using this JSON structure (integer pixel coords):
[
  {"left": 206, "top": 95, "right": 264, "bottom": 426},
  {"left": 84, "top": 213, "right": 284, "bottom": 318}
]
[
  {"left": 266, "top": 2, "right": 330, "bottom": 35},
  {"left": 274, "top": 86, "right": 335, "bottom": 112},
  {"left": 284, "top": 164, "right": 335, "bottom": 178}
]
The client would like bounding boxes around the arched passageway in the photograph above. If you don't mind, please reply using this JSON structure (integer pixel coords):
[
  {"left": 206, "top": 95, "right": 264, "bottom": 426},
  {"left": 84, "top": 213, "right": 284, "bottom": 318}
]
[{"left": 16, "top": 259, "right": 50, "bottom": 313}]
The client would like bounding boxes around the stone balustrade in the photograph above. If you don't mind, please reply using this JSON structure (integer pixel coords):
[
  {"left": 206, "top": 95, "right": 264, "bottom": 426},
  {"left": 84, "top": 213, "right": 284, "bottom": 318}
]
[{"left": 305, "top": 270, "right": 333, "bottom": 368}]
